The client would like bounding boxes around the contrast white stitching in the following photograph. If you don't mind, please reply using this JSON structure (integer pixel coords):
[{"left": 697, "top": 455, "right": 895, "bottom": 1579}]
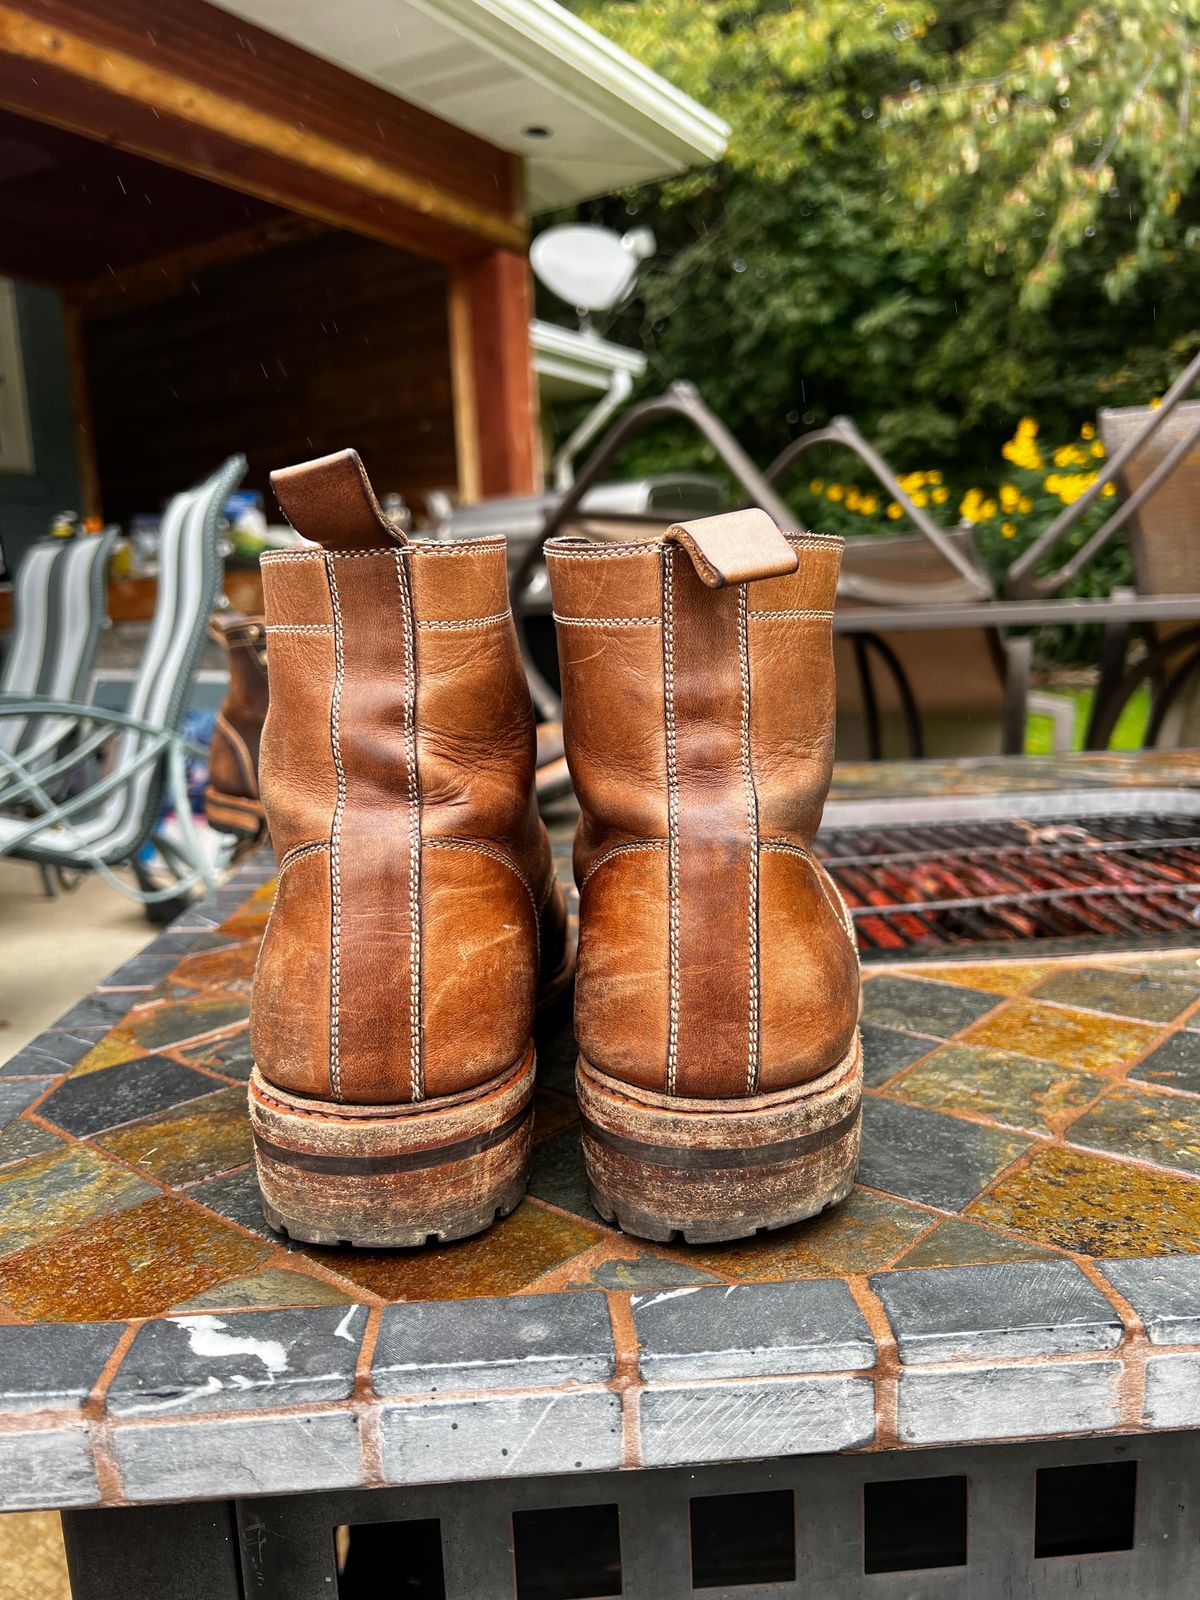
[
  {"left": 325, "top": 554, "right": 347, "bottom": 1102},
  {"left": 748, "top": 609, "right": 835, "bottom": 621},
  {"left": 663, "top": 549, "right": 680, "bottom": 1098},
  {"left": 264, "top": 623, "right": 334, "bottom": 634},
  {"left": 410, "top": 539, "right": 506, "bottom": 554},
  {"left": 545, "top": 546, "right": 657, "bottom": 560},
  {"left": 761, "top": 839, "right": 857, "bottom": 950},
  {"left": 579, "top": 839, "right": 666, "bottom": 890},
  {"left": 261, "top": 550, "right": 323, "bottom": 565},
  {"left": 552, "top": 614, "right": 661, "bottom": 628},
  {"left": 418, "top": 611, "right": 511, "bottom": 631},
  {"left": 739, "top": 583, "right": 761, "bottom": 1096},
  {"left": 276, "top": 838, "right": 330, "bottom": 882},
  {"left": 396, "top": 551, "right": 423, "bottom": 1103},
  {"left": 426, "top": 837, "right": 538, "bottom": 919}
]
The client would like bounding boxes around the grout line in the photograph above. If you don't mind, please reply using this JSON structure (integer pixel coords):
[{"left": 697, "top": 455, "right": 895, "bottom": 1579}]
[
  {"left": 846, "top": 1275, "right": 898, "bottom": 1450},
  {"left": 86, "top": 1320, "right": 140, "bottom": 1503},
  {"left": 1074, "top": 1257, "right": 1148, "bottom": 1432},
  {"left": 605, "top": 1291, "right": 643, "bottom": 1468}
]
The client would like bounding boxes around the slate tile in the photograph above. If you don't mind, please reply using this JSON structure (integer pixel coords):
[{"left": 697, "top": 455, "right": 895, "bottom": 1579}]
[
  {"left": 379, "top": 1391, "right": 622, "bottom": 1482},
  {"left": 97, "top": 951, "right": 180, "bottom": 989},
  {"left": 0, "top": 1144, "right": 156, "bottom": 1259},
  {"left": 177, "top": 1028, "right": 254, "bottom": 1081},
  {"left": 1100, "top": 1256, "right": 1200, "bottom": 1343},
  {"left": 114, "top": 1412, "right": 362, "bottom": 1501},
  {"left": 374, "top": 1291, "right": 612, "bottom": 1397},
  {"left": 118, "top": 995, "right": 250, "bottom": 1051},
  {"left": 0, "top": 1192, "right": 272, "bottom": 1320},
  {"left": 189, "top": 1164, "right": 275, "bottom": 1239},
  {"left": 320, "top": 1203, "right": 604, "bottom": 1303},
  {"left": 639, "top": 1376, "right": 875, "bottom": 1467},
  {"left": 527, "top": 1128, "right": 602, "bottom": 1222},
  {"left": 961, "top": 1001, "right": 1160, "bottom": 1074},
  {"left": 913, "top": 962, "right": 1057, "bottom": 997},
  {"left": 861, "top": 976, "right": 999, "bottom": 1038},
  {"left": 0, "top": 1323, "right": 124, "bottom": 1412},
  {"left": 860, "top": 1024, "right": 933, "bottom": 1087},
  {"left": 1033, "top": 966, "right": 1200, "bottom": 1023},
  {"left": 893, "top": 1218, "right": 1059, "bottom": 1271},
  {"left": 898, "top": 1362, "right": 1122, "bottom": 1445},
  {"left": 1143, "top": 1353, "right": 1200, "bottom": 1428},
  {"left": 1067, "top": 1086, "right": 1200, "bottom": 1177},
  {"left": 109, "top": 1305, "right": 367, "bottom": 1417},
  {"left": 0, "top": 1117, "right": 64, "bottom": 1170},
  {"left": 0, "top": 1079, "right": 51, "bottom": 1128},
  {"left": 687, "top": 1189, "right": 931, "bottom": 1281},
  {"left": 38, "top": 1054, "right": 220, "bottom": 1136},
  {"left": 887, "top": 1045, "right": 1106, "bottom": 1136},
  {"left": 857, "top": 1098, "right": 1031, "bottom": 1211},
  {"left": 0, "top": 1032, "right": 95, "bottom": 1076},
  {"left": 632, "top": 1279, "right": 874, "bottom": 1382},
  {"left": 171, "top": 1268, "right": 352, "bottom": 1312},
  {"left": 871, "top": 1260, "right": 1121, "bottom": 1363},
  {"left": 50, "top": 990, "right": 136, "bottom": 1033},
  {"left": 562, "top": 1252, "right": 723, "bottom": 1293},
  {"left": 0, "top": 1428, "right": 100, "bottom": 1510},
  {"left": 1130, "top": 1031, "right": 1200, "bottom": 1095},
  {"left": 970, "top": 1145, "right": 1200, "bottom": 1256},
  {"left": 96, "top": 1085, "right": 253, "bottom": 1186}
]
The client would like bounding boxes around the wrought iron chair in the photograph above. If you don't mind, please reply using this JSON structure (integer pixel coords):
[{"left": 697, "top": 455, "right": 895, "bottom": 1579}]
[{"left": 0, "top": 455, "right": 246, "bottom": 909}]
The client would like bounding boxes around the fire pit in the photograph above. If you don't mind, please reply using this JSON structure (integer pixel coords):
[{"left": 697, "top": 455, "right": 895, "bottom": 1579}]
[{"left": 819, "top": 789, "right": 1200, "bottom": 959}]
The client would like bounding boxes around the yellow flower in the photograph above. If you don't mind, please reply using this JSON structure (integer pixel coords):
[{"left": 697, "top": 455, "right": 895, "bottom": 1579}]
[
  {"left": 927, "top": 470, "right": 943, "bottom": 485},
  {"left": 886, "top": 501, "right": 903, "bottom": 520},
  {"left": 860, "top": 494, "right": 878, "bottom": 515},
  {"left": 1001, "top": 521, "right": 1017, "bottom": 538},
  {"left": 1018, "top": 496, "right": 1033, "bottom": 513},
  {"left": 809, "top": 478, "right": 824, "bottom": 494},
  {"left": 827, "top": 484, "right": 844, "bottom": 502},
  {"left": 932, "top": 486, "right": 950, "bottom": 504},
  {"left": 1103, "top": 482, "right": 1117, "bottom": 498},
  {"left": 1091, "top": 440, "right": 1105, "bottom": 458},
  {"left": 845, "top": 488, "right": 861, "bottom": 511},
  {"left": 1081, "top": 423, "right": 1096, "bottom": 440},
  {"left": 980, "top": 499, "right": 998, "bottom": 519},
  {"left": 912, "top": 491, "right": 929, "bottom": 508},
  {"left": 1000, "top": 484, "right": 1020, "bottom": 511},
  {"left": 1150, "top": 397, "right": 1162, "bottom": 409}
]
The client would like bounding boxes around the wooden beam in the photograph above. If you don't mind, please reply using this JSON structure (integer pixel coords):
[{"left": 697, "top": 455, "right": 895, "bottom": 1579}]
[
  {"left": 453, "top": 250, "right": 541, "bottom": 499},
  {"left": 0, "top": 2, "right": 526, "bottom": 259},
  {"left": 61, "top": 300, "right": 101, "bottom": 520},
  {"left": 447, "top": 269, "right": 482, "bottom": 505},
  {"left": 76, "top": 216, "right": 329, "bottom": 317}
]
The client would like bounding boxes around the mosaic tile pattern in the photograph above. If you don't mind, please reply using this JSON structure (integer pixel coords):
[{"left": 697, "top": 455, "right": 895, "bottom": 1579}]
[{"left": 0, "top": 751, "right": 1196, "bottom": 1510}]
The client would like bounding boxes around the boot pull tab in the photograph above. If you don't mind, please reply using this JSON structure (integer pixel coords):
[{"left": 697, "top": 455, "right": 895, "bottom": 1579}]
[
  {"left": 664, "top": 508, "right": 798, "bottom": 588},
  {"left": 270, "top": 449, "right": 406, "bottom": 553}
]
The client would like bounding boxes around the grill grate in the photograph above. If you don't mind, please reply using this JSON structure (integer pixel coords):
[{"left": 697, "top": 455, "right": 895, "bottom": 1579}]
[{"left": 815, "top": 810, "right": 1200, "bottom": 958}]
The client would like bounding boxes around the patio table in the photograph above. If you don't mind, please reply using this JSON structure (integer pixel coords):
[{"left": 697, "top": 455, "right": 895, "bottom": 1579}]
[{"left": 1, "top": 752, "right": 1199, "bottom": 1597}]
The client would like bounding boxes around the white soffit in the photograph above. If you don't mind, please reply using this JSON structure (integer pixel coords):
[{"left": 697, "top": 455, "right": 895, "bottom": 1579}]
[
  {"left": 532, "top": 319, "right": 646, "bottom": 398},
  {"left": 212, "top": 0, "right": 728, "bottom": 210}
]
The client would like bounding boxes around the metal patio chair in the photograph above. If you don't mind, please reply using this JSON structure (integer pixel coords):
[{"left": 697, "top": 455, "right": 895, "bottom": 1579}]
[
  {"left": 0, "top": 454, "right": 246, "bottom": 908},
  {"left": 1002, "top": 347, "right": 1200, "bottom": 749},
  {"left": 0, "top": 525, "right": 117, "bottom": 799},
  {"left": 764, "top": 418, "right": 1044, "bottom": 760}
]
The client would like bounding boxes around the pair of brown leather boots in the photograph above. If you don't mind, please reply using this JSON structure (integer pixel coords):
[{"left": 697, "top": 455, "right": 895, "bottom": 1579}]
[{"left": 246, "top": 450, "right": 862, "bottom": 1248}]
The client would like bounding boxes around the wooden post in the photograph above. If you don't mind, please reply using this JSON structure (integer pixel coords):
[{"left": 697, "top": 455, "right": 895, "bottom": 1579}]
[{"left": 449, "top": 249, "right": 541, "bottom": 502}]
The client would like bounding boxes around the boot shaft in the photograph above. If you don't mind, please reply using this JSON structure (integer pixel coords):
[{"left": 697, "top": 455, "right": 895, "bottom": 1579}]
[
  {"left": 252, "top": 451, "right": 558, "bottom": 1108},
  {"left": 547, "top": 512, "right": 858, "bottom": 1101}
]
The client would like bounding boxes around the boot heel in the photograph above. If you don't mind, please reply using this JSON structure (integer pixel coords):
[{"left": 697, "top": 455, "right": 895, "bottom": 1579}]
[
  {"left": 204, "top": 787, "right": 269, "bottom": 855},
  {"left": 248, "top": 1046, "right": 534, "bottom": 1248},
  {"left": 578, "top": 1037, "right": 862, "bottom": 1245}
]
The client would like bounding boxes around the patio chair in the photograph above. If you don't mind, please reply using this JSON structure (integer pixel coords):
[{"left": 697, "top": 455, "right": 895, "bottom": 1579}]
[
  {"left": 1002, "top": 347, "right": 1200, "bottom": 748},
  {"left": 765, "top": 419, "right": 1040, "bottom": 760},
  {"left": 0, "top": 454, "right": 246, "bottom": 909},
  {"left": 0, "top": 526, "right": 117, "bottom": 793}
]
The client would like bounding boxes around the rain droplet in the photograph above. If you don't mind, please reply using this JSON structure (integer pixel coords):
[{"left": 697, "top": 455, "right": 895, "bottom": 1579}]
[{"left": 732, "top": 259, "right": 747, "bottom": 273}]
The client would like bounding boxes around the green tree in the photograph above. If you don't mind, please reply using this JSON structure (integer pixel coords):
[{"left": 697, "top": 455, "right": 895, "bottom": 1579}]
[{"left": 561, "top": 0, "right": 1200, "bottom": 478}]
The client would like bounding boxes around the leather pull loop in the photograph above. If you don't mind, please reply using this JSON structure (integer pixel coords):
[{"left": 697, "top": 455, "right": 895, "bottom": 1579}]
[
  {"left": 271, "top": 449, "right": 405, "bottom": 553},
  {"left": 664, "top": 509, "right": 799, "bottom": 588}
]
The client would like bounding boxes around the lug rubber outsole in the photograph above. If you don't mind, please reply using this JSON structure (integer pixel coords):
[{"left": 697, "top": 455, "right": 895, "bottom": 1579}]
[
  {"left": 249, "top": 1046, "right": 535, "bottom": 1249},
  {"left": 578, "top": 1035, "right": 863, "bottom": 1245}
]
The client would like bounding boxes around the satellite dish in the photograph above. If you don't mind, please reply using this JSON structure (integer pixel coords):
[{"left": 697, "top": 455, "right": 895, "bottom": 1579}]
[{"left": 531, "top": 224, "right": 655, "bottom": 319}]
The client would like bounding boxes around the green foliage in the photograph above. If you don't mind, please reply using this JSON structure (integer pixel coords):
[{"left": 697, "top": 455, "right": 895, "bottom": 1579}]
[{"left": 561, "top": 0, "right": 1200, "bottom": 484}]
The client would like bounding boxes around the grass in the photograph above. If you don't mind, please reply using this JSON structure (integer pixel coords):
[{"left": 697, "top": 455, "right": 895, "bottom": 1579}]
[{"left": 1025, "top": 684, "right": 1151, "bottom": 755}]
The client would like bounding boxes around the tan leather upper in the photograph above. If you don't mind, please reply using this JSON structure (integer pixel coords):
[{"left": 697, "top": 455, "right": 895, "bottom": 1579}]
[
  {"left": 547, "top": 510, "right": 859, "bottom": 1100},
  {"left": 251, "top": 449, "right": 567, "bottom": 1106},
  {"left": 207, "top": 613, "right": 268, "bottom": 807}
]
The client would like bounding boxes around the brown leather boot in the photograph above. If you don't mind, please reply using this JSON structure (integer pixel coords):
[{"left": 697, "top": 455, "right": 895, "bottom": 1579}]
[
  {"left": 205, "top": 612, "right": 269, "bottom": 854},
  {"left": 248, "top": 450, "right": 571, "bottom": 1247},
  {"left": 547, "top": 510, "right": 861, "bottom": 1243}
]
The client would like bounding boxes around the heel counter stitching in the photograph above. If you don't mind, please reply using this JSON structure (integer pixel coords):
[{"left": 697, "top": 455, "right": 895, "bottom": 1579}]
[
  {"left": 761, "top": 840, "right": 858, "bottom": 952},
  {"left": 275, "top": 838, "right": 330, "bottom": 884},
  {"left": 579, "top": 838, "right": 666, "bottom": 890},
  {"left": 663, "top": 549, "right": 681, "bottom": 1097},
  {"left": 739, "top": 583, "right": 762, "bottom": 1095},
  {"left": 324, "top": 554, "right": 347, "bottom": 1102},
  {"left": 396, "top": 550, "right": 424, "bottom": 1103},
  {"left": 425, "top": 836, "right": 538, "bottom": 919}
]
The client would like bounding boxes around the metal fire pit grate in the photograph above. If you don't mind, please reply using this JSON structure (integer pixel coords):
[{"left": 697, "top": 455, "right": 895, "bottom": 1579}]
[{"left": 815, "top": 787, "right": 1200, "bottom": 960}]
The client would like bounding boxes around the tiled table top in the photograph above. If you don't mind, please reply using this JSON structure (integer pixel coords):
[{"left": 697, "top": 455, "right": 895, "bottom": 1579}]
[{"left": 1, "top": 752, "right": 1199, "bottom": 1510}]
